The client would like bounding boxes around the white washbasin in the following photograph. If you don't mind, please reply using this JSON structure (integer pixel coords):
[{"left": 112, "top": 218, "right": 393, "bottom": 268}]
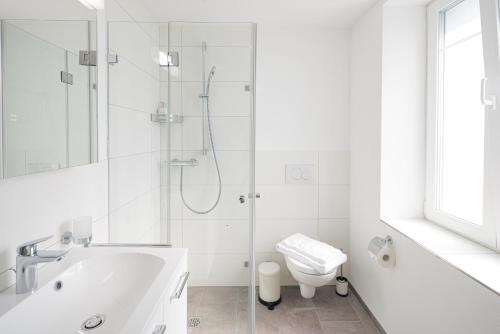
[{"left": 0, "top": 246, "right": 187, "bottom": 334}]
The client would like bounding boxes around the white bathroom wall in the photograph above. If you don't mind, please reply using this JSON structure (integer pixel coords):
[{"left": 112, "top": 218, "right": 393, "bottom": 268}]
[
  {"left": 255, "top": 25, "right": 352, "bottom": 285},
  {"left": 165, "top": 23, "right": 352, "bottom": 286},
  {"left": 107, "top": 0, "right": 162, "bottom": 243},
  {"left": 350, "top": 2, "right": 500, "bottom": 333},
  {"left": 0, "top": 9, "right": 108, "bottom": 292}
]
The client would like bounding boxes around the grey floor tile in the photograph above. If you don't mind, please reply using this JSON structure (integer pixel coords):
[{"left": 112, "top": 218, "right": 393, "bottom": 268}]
[
  {"left": 201, "top": 287, "right": 239, "bottom": 305},
  {"left": 321, "top": 321, "right": 367, "bottom": 334},
  {"left": 187, "top": 286, "right": 380, "bottom": 334},
  {"left": 315, "top": 299, "right": 360, "bottom": 322}
]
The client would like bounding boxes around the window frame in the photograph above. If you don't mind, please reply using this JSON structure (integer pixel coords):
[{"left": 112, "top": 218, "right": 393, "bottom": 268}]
[{"left": 426, "top": 0, "right": 500, "bottom": 249}]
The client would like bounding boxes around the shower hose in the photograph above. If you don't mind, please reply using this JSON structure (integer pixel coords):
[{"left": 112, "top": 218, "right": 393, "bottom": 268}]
[{"left": 179, "top": 70, "right": 222, "bottom": 214}]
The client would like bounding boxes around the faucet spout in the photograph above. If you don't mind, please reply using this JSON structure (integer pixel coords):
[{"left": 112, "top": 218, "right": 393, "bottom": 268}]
[{"left": 15, "top": 236, "right": 69, "bottom": 294}]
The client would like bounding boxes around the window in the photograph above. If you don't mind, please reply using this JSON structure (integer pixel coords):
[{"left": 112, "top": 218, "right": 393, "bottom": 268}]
[{"left": 426, "top": 0, "right": 500, "bottom": 248}]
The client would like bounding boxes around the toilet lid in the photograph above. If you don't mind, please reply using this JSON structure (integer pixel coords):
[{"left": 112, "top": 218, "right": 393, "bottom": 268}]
[{"left": 287, "top": 256, "right": 324, "bottom": 275}]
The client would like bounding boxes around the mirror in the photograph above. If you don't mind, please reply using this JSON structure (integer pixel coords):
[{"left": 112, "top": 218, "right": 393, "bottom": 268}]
[{"left": 0, "top": 0, "right": 98, "bottom": 178}]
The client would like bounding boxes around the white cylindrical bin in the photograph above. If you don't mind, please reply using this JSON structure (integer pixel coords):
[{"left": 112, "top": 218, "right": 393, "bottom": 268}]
[{"left": 258, "top": 261, "right": 281, "bottom": 310}]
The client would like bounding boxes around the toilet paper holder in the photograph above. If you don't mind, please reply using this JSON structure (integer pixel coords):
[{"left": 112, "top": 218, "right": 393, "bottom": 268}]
[{"left": 368, "top": 235, "right": 396, "bottom": 268}]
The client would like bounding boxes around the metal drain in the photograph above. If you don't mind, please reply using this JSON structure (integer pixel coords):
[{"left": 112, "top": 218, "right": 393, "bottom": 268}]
[
  {"left": 81, "top": 314, "right": 106, "bottom": 331},
  {"left": 187, "top": 317, "right": 201, "bottom": 328}
]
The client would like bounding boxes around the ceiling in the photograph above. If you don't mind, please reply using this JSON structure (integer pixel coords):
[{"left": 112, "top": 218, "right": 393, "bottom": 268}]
[
  {"left": 0, "top": 0, "right": 95, "bottom": 20},
  {"left": 138, "top": 0, "right": 380, "bottom": 28}
]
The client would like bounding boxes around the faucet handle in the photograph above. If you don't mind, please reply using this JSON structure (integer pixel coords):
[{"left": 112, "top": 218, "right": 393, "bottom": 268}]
[{"left": 17, "top": 235, "right": 53, "bottom": 256}]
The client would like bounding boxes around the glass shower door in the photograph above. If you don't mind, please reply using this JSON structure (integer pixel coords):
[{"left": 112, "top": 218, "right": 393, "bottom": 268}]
[{"left": 161, "top": 22, "right": 257, "bottom": 333}]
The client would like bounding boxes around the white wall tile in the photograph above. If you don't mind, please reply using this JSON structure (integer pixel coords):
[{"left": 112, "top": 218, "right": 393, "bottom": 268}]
[
  {"left": 183, "top": 219, "right": 249, "bottom": 253},
  {"left": 180, "top": 184, "right": 249, "bottom": 219},
  {"left": 172, "top": 150, "right": 250, "bottom": 185},
  {"left": 168, "top": 185, "right": 184, "bottom": 220},
  {"left": 180, "top": 82, "right": 203, "bottom": 116},
  {"left": 256, "top": 185, "right": 318, "bottom": 219},
  {"left": 109, "top": 105, "right": 151, "bottom": 158},
  {"left": 181, "top": 47, "right": 203, "bottom": 82},
  {"left": 109, "top": 57, "right": 159, "bottom": 113},
  {"left": 0, "top": 161, "right": 108, "bottom": 276},
  {"left": 318, "top": 185, "right": 350, "bottom": 219},
  {"left": 318, "top": 220, "right": 350, "bottom": 252},
  {"left": 319, "top": 151, "right": 350, "bottom": 185},
  {"left": 109, "top": 153, "right": 152, "bottom": 211},
  {"left": 152, "top": 122, "right": 161, "bottom": 152},
  {"left": 256, "top": 219, "right": 318, "bottom": 253},
  {"left": 206, "top": 47, "right": 252, "bottom": 82},
  {"left": 180, "top": 82, "right": 251, "bottom": 117},
  {"left": 109, "top": 191, "right": 154, "bottom": 242},
  {"left": 182, "top": 117, "right": 250, "bottom": 151},
  {"left": 161, "top": 81, "right": 181, "bottom": 114},
  {"left": 210, "top": 82, "right": 252, "bottom": 116},
  {"left": 170, "top": 219, "right": 183, "bottom": 247},
  {"left": 151, "top": 151, "right": 161, "bottom": 188},
  {"left": 188, "top": 253, "right": 249, "bottom": 286},
  {"left": 109, "top": 21, "right": 159, "bottom": 79},
  {"left": 92, "top": 216, "right": 109, "bottom": 243}
]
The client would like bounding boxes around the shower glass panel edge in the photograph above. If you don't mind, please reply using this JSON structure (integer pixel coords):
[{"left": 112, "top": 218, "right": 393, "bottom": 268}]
[{"left": 248, "top": 22, "right": 257, "bottom": 334}]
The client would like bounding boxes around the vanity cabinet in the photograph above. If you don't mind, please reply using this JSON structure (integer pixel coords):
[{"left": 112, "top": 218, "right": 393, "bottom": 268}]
[
  {"left": 142, "top": 254, "right": 188, "bottom": 334},
  {"left": 164, "top": 256, "right": 188, "bottom": 334}
]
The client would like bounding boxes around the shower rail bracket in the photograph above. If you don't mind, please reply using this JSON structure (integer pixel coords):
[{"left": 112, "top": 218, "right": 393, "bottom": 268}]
[
  {"left": 79, "top": 50, "right": 97, "bottom": 66},
  {"left": 151, "top": 113, "right": 184, "bottom": 123},
  {"left": 169, "top": 159, "right": 199, "bottom": 167}
]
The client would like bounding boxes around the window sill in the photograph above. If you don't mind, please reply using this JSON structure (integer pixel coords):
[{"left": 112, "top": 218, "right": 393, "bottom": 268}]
[{"left": 380, "top": 217, "right": 500, "bottom": 296}]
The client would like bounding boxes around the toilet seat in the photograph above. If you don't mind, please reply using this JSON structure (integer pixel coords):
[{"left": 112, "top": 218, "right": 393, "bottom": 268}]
[{"left": 286, "top": 256, "right": 335, "bottom": 275}]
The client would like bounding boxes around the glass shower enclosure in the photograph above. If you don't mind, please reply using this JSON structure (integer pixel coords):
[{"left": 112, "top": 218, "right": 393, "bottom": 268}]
[{"left": 107, "top": 16, "right": 256, "bottom": 332}]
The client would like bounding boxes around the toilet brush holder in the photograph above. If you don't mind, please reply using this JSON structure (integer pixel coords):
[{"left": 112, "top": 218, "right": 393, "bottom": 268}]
[
  {"left": 335, "top": 262, "right": 349, "bottom": 297},
  {"left": 335, "top": 276, "right": 349, "bottom": 297}
]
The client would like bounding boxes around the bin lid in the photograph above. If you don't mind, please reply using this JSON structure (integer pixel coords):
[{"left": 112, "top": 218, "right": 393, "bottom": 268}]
[{"left": 258, "top": 261, "right": 280, "bottom": 275}]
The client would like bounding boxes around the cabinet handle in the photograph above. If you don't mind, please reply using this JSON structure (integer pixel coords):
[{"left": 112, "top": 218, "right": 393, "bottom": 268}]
[
  {"left": 153, "top": 325, "right": 166, "bottom": 334},
  {"left": 170, "top": 271, "right": 189, "bottom": 301}
]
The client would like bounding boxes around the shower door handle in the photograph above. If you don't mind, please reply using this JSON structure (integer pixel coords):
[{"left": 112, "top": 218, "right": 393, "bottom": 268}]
[
  {"left": 239, "top": 195, "right": 246, "bottom": 204},
  {"left": 239, "top": 193, "right": 260, "bottom": 203}
]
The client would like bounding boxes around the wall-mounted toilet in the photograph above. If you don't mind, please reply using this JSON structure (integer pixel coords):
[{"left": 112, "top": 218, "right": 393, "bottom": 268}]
[
  {"left": 284, "top": 255, "right": 342, "bottom": 298},
  {"left": 277, "top": 233, "right": 347, "bottom": 298}
]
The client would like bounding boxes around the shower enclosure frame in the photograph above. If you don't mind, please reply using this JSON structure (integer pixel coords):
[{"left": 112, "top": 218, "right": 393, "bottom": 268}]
[{"left": 163, "top": 22, "right": 258, "bottom": 334}]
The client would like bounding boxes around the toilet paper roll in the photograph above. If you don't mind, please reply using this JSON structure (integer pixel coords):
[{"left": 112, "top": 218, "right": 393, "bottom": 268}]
[
  {"left": 375, "top": 245, "right": 396, "bottom": 268},
  {"left": 368, "top": 236, "right": 396, "bottom": 268}
]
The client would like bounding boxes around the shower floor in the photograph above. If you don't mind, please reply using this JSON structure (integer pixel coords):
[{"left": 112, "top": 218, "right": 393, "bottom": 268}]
[{"left": 187, "top": 286, "right": 381, "bottom": 334}]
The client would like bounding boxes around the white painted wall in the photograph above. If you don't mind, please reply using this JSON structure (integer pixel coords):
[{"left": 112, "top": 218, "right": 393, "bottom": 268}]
[
  {"left": 255, "top": 24, "right": 352, "bottom": 285},
  {"left": 107, "top": 0, "right": 162, "bottom": 243},
  {"left": 380, "top": 4, "right": 426, "bottom": 219},
  {"left": 350, "top": 3, "right": 500, "bottom": 333}
]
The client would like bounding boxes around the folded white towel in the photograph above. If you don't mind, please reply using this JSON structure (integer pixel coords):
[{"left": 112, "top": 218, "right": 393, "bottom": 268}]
[{"left": 276, "top": 233, "right": 347, "bottom": 274}]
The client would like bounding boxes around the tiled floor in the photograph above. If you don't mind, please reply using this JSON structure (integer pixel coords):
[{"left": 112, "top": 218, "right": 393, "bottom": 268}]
[{"left": 187, "top": 286, "right": 381, "bottom": 334}]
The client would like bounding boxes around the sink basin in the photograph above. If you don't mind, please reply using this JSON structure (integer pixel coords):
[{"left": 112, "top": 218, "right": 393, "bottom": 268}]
[{"left": 0, "top": 246, "right": 187, "bottom": 334}]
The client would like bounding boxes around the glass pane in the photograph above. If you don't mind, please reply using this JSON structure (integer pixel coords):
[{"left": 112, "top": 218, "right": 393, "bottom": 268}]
[
  {"left": 438, "top": 0, "right": 485, "bottom": 224},
  {"left": 3, "top": 22, "right": 68, "bottom": 177},
  {"left": 163, "top": 22, "right": 255, "bottom": 333},
  {"left": 2, "top": 19, "right": 97, "bottom": 178}
]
